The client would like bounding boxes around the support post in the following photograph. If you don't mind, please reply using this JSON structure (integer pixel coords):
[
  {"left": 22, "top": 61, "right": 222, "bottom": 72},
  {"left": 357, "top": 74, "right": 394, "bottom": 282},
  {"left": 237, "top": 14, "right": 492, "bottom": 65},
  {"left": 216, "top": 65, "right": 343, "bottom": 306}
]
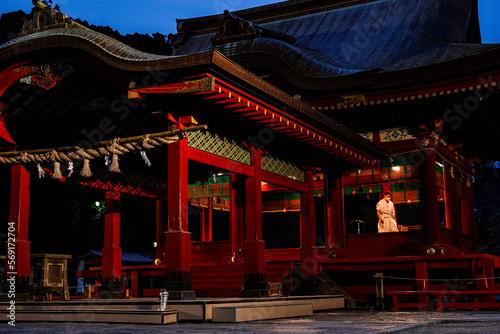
[
  {"left": 419, "top": 150, "right": 440, "bottom": 246},
  {"left": 325, "top": 169, "right": 344, "bottom": 252},
  {"left": 156, "top": 199, "right": 166, "bottom": 260},
  {"left": 7, "top": 165, "right": 31, "bottom": 279},
  {"left": 463, "top": 176, "right": 476, "bottom": 250},
  {"left": 201, "top": 200, "right": 212, "bottom": 241},
  {"left": 415, "top": 261, "right": 429, "bottom": 309},
  {"left": 374, "top": 273, "right": 384, "bottom": 311},
  {"left": 6, "top": 165, "right": 31, "bottom": 301},
  {"left": 164, "top": 138, "right": 195, "bottom": 300},
  {"left": 295, "top": 168, "right": 318, "bottom": 295},
  {"left": 444, "top": 163, "right": 461, "bottom": 245},
  {"left": 100, "top": 190, "right": 123, "bottom": 299},
  {"left": 242, "top": 150, "right": 267, "bottom": 297},
  {"left": 101, "top": 191, "right": 122, "bottom": 279},
  {"left": 230, "top": 173, "right": 240, "bottom": 254}
]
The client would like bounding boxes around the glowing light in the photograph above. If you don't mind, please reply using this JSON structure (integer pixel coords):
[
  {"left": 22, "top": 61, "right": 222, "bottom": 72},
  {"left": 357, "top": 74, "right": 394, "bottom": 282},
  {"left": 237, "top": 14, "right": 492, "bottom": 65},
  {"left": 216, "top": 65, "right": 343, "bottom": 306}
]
[
  {"left": 95, "top": 201, "right": 100, "bottom": 207},
  {"left": 392, "top": 166, "right": 400, "bottom": 171}
]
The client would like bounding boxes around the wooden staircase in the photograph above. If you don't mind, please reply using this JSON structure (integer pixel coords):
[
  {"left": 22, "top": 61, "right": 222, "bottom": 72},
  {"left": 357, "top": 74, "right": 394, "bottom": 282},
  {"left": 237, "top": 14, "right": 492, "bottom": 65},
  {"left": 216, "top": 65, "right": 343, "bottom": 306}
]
[{"left": 317, "top": 271, "right": 356, "bottom": 308}]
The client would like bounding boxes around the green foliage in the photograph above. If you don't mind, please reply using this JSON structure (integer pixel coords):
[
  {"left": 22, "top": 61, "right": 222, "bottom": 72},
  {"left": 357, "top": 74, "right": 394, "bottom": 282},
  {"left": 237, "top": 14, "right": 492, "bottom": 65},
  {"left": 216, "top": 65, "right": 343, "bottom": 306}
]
[
  {"left": 0, "top": 10, "right": 29, "bottom": 45},
  {"left": 74, "top": 19, "right": 177, "bottom": 55}
]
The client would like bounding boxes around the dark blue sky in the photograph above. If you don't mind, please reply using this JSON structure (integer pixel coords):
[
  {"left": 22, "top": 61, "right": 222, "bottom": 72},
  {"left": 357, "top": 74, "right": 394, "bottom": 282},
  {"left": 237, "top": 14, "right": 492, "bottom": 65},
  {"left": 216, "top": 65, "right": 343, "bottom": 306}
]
[{"left": 1, "top": 0, "right": 499, "bottom": 42}]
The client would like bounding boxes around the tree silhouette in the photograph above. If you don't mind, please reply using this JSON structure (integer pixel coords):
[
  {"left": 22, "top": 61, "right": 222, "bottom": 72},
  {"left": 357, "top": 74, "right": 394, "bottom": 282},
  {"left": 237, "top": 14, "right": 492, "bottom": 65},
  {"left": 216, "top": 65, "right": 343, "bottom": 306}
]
[{"left": 0, "top": 10, "right": 177, "bottom": 55}]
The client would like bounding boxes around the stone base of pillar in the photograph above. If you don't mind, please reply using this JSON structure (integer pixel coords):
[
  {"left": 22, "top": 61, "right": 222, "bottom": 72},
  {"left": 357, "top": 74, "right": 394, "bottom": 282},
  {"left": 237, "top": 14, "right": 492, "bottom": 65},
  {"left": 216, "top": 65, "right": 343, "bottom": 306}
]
[
  {"left": 290, "top": 275, "right": 318, "bottom": 296},
  {"left": 284, "top": 267, "right": 318, "bottom": 296},
  {"left": 241, "top": 289, "right": 269, "bottom": 298},
  {"left": 168, "top": 290, "right": 197, "bottom": 300},
  {"left": 1, "top": 276, "right": 31, "bottom": 301},
  {"left": 163, "top": 270, "right": 196, "bottom": 300},
  {"left": 98, "top": 277, "right": 124, "bottom": 299},
  {"left": 241, "top": 272, "right": 269, "bottom": 298}
]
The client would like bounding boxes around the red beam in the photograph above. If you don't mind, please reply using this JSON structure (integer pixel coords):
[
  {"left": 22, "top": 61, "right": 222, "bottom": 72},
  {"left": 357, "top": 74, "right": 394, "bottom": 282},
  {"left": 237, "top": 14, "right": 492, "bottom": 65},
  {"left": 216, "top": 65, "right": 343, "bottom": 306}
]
[
  {"left": 187, "top": 147, "right": 254, "bottom": 176},
  {"left": 261, "top": 170, "right": 307, "bottom": 192}
]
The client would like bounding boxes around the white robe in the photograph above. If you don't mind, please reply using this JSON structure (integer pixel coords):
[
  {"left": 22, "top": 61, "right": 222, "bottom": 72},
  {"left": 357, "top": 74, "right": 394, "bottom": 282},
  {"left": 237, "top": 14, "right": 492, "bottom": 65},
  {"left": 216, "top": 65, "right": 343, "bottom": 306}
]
[{"left": 376, "top": 199, "right": 398, "bottom": 233}]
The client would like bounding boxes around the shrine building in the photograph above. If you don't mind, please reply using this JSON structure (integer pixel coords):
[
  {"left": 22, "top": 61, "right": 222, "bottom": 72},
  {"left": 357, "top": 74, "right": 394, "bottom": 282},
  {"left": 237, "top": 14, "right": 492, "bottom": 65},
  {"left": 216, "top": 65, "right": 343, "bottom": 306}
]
[{"left": 1, "top": 0, "right": 500, "bottom": 305}]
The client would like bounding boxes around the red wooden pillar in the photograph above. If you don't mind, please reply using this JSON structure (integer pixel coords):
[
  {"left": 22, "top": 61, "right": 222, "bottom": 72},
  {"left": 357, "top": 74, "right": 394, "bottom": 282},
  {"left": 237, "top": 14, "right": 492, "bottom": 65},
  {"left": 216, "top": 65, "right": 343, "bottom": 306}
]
[
  {"left": 7, "top": 165, "right": 31, "bottom": 279},
  {"left": 463, "top": 176, "right": 477, "bottom": 250},
  {"left": 300, "top": 168, "right": 317, "bottom": 277},
  {"left": 325, "top": 169, "right": 344, "bottom": 251},
  {"left": 242, "top": 150, "right": 266, "bottom": 296},
  {"left": 230, "top": 173, "right": 240, "bottom": 253},
  {"left": 165, "top": 138, "right": 194, "bottom": 299},
  {"left": 101, "top": 191, "right": 122, "bottom": 279},
  {"left": 201, "top": 200, "right": 212, "bottom": 241},
  {"left": 130, "top": 270, "right": 138, "bottom": 298},
  {"left": 444, "top": 163, "right": 461, "bottom": 245},
  {"left": 155, "top": 199, "right": 166, "bottom": 260},
  {"left": 415, "top": 262, "right": 429, "bottom": 308},
  {"left": 419, "top": 150, "right": 440, "bottom": 246}
]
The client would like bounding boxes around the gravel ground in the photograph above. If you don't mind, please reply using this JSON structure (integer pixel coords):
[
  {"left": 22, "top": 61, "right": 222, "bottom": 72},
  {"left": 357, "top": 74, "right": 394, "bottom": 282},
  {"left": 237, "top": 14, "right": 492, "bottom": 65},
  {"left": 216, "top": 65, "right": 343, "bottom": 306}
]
[{"left": 2, "top": 310, "right": 500, "bottom": 334}]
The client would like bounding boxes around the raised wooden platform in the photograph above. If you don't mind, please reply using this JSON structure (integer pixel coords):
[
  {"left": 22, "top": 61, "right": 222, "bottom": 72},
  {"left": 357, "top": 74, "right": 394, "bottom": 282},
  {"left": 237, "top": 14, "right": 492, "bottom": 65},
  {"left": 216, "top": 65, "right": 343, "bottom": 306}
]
[
  {"left": 8, "top": 309, "right": 178, "bottom": 325},
  {"left": 212, "top": 303, "right": 313, "bottom": 322},
  {"left": 0, "top": 295, "right": 343, "bottom": 324}
]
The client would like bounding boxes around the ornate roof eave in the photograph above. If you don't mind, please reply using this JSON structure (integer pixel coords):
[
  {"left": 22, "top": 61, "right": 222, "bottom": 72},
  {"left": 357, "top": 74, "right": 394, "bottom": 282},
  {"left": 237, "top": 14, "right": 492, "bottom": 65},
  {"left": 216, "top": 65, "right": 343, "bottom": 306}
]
[
  {"left": 0, "top": 28, "right": 389, "bottom": 163},
  {"left": 307, "top": 48, "right": 500, "bottom": 111}
]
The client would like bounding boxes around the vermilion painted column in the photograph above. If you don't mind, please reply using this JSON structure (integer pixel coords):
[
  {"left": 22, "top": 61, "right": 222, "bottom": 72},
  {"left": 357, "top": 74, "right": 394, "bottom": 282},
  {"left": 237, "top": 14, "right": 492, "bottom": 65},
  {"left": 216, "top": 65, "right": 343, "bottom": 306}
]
[
  {"left": 463, "top": 176, "right": 476, "bottom": 251},
  {"left": 444, "top": 164, "right": 461, "bottom": 246},
  {"left": 419, "top": 150, "right": 440, "bottom": 246},
  {"left": 165, "top": 138, "right": 194, "bottom": 299},
  {"left": 242, "top": 150, "right": 266, "bottom": 296},
  {"left": 7, "top": 165, "right": 30, "bottom": 279},
  {"left": 165, "top": 138, "right": 191, "bottom": 272},
  {"left": 230, "top": 173, "right": 239, "bottom": 253},
  {"left": 325, "top": 170, "right": 344, "bottom": 251},
  {"left": 101, "top": 191, "right": 122, "bottom": 279},
  {"left": 155, "top": 199, "right": 166, "bottom": 260},
  {"left": 300, "top": 168, "right": 317, "bottom": 277},
  {"left": 201, "top": 200, "right": 212, "bottom": 242},
  {"left": 415, "top": 262, "right": 430, "bottom": 307}
]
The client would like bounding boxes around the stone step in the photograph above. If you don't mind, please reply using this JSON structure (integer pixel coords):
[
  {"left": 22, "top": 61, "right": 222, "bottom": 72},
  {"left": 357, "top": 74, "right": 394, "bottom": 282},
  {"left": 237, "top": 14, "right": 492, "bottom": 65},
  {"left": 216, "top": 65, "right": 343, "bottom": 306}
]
[
  {"left": 212, "top": 302, "right": 313, "bottom": 322},
  {"left": 1, "top": 295, "right": 344, "bottom": 322},
  {"left": 1, "top": 309, "right": 178, "bottom": 325}
]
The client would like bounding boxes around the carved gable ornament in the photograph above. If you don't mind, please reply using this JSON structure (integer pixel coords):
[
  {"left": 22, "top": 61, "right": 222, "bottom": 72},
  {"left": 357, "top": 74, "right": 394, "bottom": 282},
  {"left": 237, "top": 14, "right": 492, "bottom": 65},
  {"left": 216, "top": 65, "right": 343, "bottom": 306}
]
[{"left": 20, "top": 0, "right": 87, "bottom": 36}]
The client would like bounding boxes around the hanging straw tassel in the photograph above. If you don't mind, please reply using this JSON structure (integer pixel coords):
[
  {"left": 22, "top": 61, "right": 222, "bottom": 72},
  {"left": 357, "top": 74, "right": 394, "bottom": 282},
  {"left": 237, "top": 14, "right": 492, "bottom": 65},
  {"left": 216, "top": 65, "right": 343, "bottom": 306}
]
[
  {"left": 109, "top": 154, "right": 120, "bottom": 173},
  {"left": 52, "top": 161, "right": 62, "bottom": 180},
  {"left": 80, "top": 159, "right": 93, "bottom": 177}
]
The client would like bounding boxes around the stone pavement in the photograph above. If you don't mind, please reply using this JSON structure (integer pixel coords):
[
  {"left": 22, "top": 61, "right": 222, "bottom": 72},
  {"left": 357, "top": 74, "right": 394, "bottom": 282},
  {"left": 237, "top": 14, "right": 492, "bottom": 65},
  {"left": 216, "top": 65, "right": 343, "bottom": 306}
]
[{"left": 2, "top": 310, "right": 500, "bottom": 333}]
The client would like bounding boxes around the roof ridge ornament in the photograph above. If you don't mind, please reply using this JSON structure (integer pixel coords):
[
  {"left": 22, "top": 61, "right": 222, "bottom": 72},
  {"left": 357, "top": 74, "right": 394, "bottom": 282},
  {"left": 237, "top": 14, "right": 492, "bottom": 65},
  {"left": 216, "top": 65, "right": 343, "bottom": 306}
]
[
  {"left": 20, "top": 0, "right": 88, "bottom": 36},
  {"left": 211, "top": 10, "right": 297, "bottom": 46}
]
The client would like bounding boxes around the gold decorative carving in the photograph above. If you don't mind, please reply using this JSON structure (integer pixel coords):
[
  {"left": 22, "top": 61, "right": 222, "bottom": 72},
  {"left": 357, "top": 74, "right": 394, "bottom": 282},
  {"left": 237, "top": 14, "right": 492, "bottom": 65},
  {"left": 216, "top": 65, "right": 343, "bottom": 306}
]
[
  {"left": 336, "top": 94, "right": 366, "bottom": 107},
  {"left": 172, "top": 76, "right": 215, "bottom": 94},
  {"left": 20, "top": 0, "right": 87, "bottom": 36}
]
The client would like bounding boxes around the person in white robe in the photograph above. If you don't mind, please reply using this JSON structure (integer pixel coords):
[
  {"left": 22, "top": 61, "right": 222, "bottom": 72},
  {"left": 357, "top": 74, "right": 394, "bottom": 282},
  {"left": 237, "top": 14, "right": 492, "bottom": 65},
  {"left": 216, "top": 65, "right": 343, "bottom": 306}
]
[{"left": 376, "top": 192, "right": 398, "bottom": 233}]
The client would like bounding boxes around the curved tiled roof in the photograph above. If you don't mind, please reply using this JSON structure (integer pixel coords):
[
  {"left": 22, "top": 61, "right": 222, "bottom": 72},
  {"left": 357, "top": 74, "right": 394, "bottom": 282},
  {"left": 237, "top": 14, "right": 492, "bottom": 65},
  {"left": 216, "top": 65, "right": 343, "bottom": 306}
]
[
  {"left": 215, "top": 38, "right": 362, "bottom": 77},
  {"left": 0, "top": 28, "right": 177, "bottom": 62},
  {"left": 173, "top": 0, "right": 500, "bottom": 79}
]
